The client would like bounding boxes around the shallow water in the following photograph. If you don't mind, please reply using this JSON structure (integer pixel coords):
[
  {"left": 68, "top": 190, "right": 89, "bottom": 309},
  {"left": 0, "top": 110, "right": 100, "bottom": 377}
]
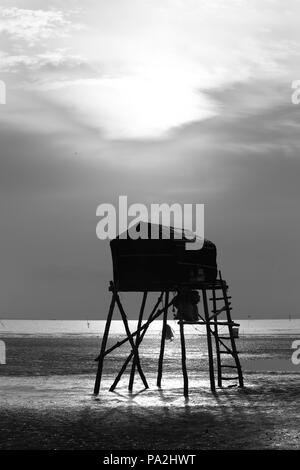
[
  {"left": 0, "top": 334, "right": 299, "bottom": 449},
  {"left": 1, "top": 334, "right": 299, "bottom": 376}
]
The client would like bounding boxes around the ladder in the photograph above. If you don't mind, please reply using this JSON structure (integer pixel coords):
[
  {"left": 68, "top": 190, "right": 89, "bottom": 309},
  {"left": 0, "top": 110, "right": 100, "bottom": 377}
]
[
  {"left": 209, "top": 271, "right": 244, "bottom": 388},
  {"left": 177, "top": 271, "right": 244, "bottom": 394}
]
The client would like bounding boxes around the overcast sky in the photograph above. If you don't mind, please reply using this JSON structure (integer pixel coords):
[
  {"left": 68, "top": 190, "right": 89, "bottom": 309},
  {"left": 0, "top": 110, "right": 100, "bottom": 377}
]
[{"left": 0, "top": 0, "right": 299, "bottom": 319}]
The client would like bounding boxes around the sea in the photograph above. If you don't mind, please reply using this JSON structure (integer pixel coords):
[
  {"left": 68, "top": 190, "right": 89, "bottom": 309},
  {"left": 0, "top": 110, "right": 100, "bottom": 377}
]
[
  {"left": 0, "top": 319, "right": 300, "bottom": 377},
  {"left": 0, "top": 319, "right": 300, "bottom": 449},
  {"left": 1, "top": 318, "right": 300, "bottom": 337}
]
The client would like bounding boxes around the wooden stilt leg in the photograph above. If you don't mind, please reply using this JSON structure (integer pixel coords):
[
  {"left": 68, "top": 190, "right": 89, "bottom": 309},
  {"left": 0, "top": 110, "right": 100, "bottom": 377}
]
[
  {"left": 179, "top": 320, "right": 189, "bottom": 397},
  {"left": 94, "top": 290, "right": 116, "bottom": 395},
  {"left": 157, "top": 291, "right": 169, "bottom": 387},
  {"left": 202, "top": 289, "right": 216, "bottom": 392},
  {"left": 110, "top": 293, "right": 165, "bottom": 392},
  {"left": 110, "top": 311, "right": 155, "bottom": 392},
  {"left": 115, "top": 292, "right": 149, "bottom": 389},
  {"left": 212, "top": 287, "right": 222, "bottom": 388},
  {"left": 98, "top": 293, "right": 166, "bottom": 359},
  {"left": 129, "top": 291, "right": 147, "bottom": 391}
]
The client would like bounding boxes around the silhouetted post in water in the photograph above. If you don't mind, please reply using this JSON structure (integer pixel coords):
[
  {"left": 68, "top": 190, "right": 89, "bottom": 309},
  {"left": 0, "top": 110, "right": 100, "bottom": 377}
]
[
  {"left": 179, "top": 320, "right": 189, "bottom": 396},
  {"left": 114, "top": 289, "right": 149, "bottom": 389},
  {"left": 202, "top": 288, "right": 216, "bottom": 392},
  {"left": 94, "top": 286, "right": 116, "bottom": 395},
  {"left": 129, "top": 291, "right": 147, "bottom": 391},
  {"left": 98, "top": 293, "right": 165, "bottom": 360},
  {"left": 212, "top": 287, "right": 222, "bottom": 387},
  {"left": 157, "top": 291, "right": 169, "bottom": 387},
  {"left": 109, "top": 292, "right": 166, "bottom": 392}
]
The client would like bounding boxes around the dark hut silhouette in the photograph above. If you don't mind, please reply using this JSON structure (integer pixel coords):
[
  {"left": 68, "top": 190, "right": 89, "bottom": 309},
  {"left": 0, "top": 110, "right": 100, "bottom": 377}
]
[
  {"left": 110, "top": 221, "right": 217, "bottom": 291},
  {"left": 94, "top": 222, "right": 243, "bottom": 396}
]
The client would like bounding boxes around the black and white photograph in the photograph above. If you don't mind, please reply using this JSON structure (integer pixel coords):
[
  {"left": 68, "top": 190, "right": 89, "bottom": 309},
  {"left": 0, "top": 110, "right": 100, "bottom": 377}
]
[{"left": 0, "top": 0, "right": 299, "bottom": 461}]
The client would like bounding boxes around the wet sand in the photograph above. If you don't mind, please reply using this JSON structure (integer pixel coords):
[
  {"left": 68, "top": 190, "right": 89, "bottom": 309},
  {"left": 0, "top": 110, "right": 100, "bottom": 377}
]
[
  {"left": 0, "top": 372, "right": 299, "bottom": 449},
  {"left": 0, "top": 334, "right": 299, "bottom": 449}
]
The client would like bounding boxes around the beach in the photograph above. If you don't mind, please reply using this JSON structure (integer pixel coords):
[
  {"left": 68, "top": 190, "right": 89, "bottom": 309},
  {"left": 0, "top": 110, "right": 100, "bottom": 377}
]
[{"left": 0, "top": 327, "right": 300, "bottom": 450}]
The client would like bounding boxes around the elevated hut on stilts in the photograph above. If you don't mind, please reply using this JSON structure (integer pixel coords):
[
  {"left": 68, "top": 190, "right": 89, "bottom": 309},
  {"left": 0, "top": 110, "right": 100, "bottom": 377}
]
[{"left": 94, "top": 223, "right": 244, "bottom": 397}]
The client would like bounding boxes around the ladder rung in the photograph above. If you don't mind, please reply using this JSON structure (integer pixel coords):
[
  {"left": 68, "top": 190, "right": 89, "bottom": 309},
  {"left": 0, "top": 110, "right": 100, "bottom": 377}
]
[
  {"left": 218, "top": 336, "right": 231, "bottom": 340},
  {"left": 221, "top": 376, "right": 239, "bottom": 380},
  {"left": 221, "top": 365, "right": 237, "bottom": 368},
  {"left": 209, "top": 296, "right": 231, "bottom": 301},
  {"left": 211, "top": 307, "right": 232, "bottom": 313}
]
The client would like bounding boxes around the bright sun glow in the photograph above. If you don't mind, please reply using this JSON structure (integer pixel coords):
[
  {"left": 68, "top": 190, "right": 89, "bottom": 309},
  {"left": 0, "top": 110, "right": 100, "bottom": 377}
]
[{"left": 47, "top": 63, "right": 217, "bottom": 139}]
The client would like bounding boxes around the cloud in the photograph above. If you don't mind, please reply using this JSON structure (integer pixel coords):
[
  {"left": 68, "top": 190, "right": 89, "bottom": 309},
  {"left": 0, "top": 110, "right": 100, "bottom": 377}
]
[
  {"left": 0, "top": 49, "right": 88, "bottom": 73},
  {"left": 0, "top": 1, "right": 299, "bottom": 318},
  {"left": 1, "top": 1, "right": 300, "bottom": 139},
  {"left": 0, "top": 7, "right": 82, "bottom": 44},
  {"left": 0, "top": 75, "right": 300, "bottom": 318},
  {"left": 36, "top": 75, "right": 217, "bottom": 139}
]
